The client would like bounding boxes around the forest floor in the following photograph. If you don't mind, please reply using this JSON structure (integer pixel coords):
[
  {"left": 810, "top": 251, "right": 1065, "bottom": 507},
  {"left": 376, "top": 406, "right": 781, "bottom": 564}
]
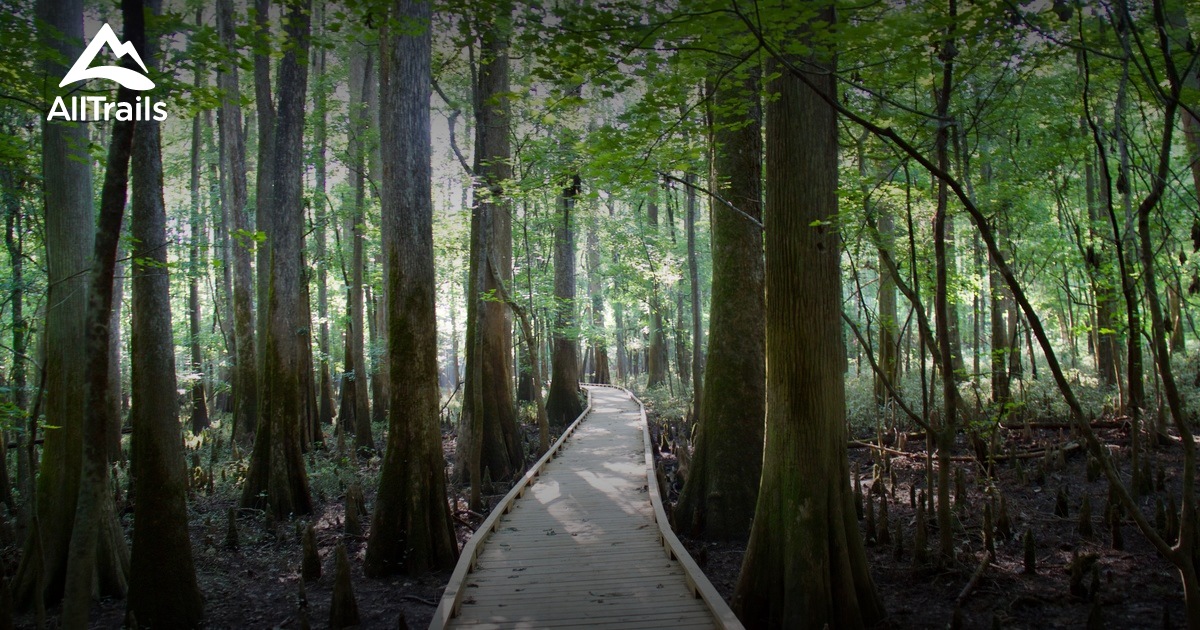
[
  {"left": 6, "top": 395, "right": 1189, "bottom": 629},
  {"left": 8, "top": 429, "right": 486, "bottom": 629},
  {"left": 652, "top": 408, "right": 1190, "bottom": 629}
]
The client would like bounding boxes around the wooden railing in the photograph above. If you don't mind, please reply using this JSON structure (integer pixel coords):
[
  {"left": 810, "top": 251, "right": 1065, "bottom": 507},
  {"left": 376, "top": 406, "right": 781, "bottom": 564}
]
[
  {"left": 428, "top": 386, "right": 596, "bottom": 628},
  {"left": 428, "top": 383, "right": 744, "bottom": 629},
  {"left": 626, "top": 384, "right": 745, "bottom": 630}
]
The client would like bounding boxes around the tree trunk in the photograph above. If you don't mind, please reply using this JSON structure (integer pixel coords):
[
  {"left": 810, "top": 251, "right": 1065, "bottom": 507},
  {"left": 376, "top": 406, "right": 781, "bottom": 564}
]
[
  {"left": 587, "top": 222, "right": 610, "bottom": 385},
  {"left": 733, "top": 22, "right": 884, "bottom": 627},
  {"left": 217, "top": 0, "right": 258, "bottom": 443},
  {"left": 188, "top": 51, "right": 210, "bottom": 436},
  {"left": 126, "top": 59, "right": 204, "bottom": 626},
  {"left": 108, "top": 243, "right": 126, "bottom": 463},
  {"left": 312, "top": 11, "right": 335, "bottom": 427},
  {"left": 241, "top": 0, "right": 315, "bottom": 521},
  {"left": 364, "top": 0, "right": 459, "bottom": 575},
  {"left": 347, "top": 46, "right": 374, "bottom": 454},
  {"left": 2, "top": 166, "right": 30, "bottom": 509},
  {"left": 367, "top": 287, "right": 389, "bottom": 425},
  {"left": 691, "top": 174, "right": 705, "bottom": 396},
  {"left": 545, "top": 175, "right": 584, "bottom": 427},
  {"left": 675, "top": 65, "right": 764, "bottom": 541},
  {"left": 932, "top": 0, "right": 959, "bottom": 563},
  {"left": 62, "top": 2, "right": 156, "bottom": 621},
  {"left": 646, "top": 200, "right": 668, "bottom": 389},
  {"left": 15, "top": 0, "right": 125, "bottom": 610},
  {"left": 458, "top": 4, "right": 524, "bottom": 483},
  {"left": 1083, "top": 130, "right": 1119, "bottom": 389},
  {"left": 865, "top": 134, "right": 899, "bottom": 406},
  {"left": 253, "top": 0, "right": 276, "bottom": 423},
  {"left": 990, "top": 218, "right": 1013, "bottom": 408}
]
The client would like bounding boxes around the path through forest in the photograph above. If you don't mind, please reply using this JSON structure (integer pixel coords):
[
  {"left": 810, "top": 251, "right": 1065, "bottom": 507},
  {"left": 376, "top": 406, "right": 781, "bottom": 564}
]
[{"left": 431, "top": 385, "right": 738, "bottom": 629}]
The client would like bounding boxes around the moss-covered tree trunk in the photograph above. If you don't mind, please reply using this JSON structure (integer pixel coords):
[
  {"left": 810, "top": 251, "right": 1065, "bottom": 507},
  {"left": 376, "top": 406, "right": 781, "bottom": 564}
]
[
  {"left": 732, "top": 22, "right": 884, "bottom": 628},
  {"left": 241, "top": 0, "right": 315, "bottom": 521},
  {"left": 675, "top": 64, "right": 764, "bottom": 541},
  {"left": 545, "top": 175, "right": 585, "bottom": 427},
  {"left": 458, "top": 4, "right": 524, "bottom": 482},
  {"left": 364, "top": 0, "right": 459, "bottom": 576},
  {"left": 1082, "top": 131, "right": 1119, "bottom": 389},
  {"left": 126, "top": 67, "right": 204, "bottom": 627}
]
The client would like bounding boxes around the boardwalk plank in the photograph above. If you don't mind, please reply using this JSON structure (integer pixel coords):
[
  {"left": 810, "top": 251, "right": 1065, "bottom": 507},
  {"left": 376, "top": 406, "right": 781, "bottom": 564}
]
[{"left": 435, "top": 386, "right": 738, "bottom": 629}]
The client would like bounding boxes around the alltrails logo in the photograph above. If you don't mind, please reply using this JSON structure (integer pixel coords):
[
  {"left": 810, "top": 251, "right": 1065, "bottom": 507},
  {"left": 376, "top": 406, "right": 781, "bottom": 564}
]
[{"left": 47, "top": 23, "right": 167, "bottom": 122}]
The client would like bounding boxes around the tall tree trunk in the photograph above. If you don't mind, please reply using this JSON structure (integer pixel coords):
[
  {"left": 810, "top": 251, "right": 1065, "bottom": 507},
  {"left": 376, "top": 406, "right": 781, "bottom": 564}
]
[
  {"left": 545, "top": 175, "right": 584, "bottom": 427},
  {"left": 645, "top": 200, "right": 668, "bottom": 389},
  {"left": 2, "top": 168, "right": 30, "bottom": 508},
  {"left": 458, "top": 3, "right": 523, "bottom": 482},
  {"left": 932, "top": 0, "right": 958, "bottom": 563},
  {"left": 675, "top": 65, "right": 764, "bottom": 541},
  {"left": 733, "top": 27, "right": 884, "bottom": 626},
  {"left": 15, "top": 0, "right": 125, "bottom": 610},
  {"left": 586, "top": 222, "right": 610, "bottom": 385},
  {"left": 1110, "top": 58, "right": 1146, "bottom": 486},
  {"left": 62, "top": 0, "right": 153, "bottom": 620},
  {"left": 189, "top": 47, "right": 210, "bottom": 436},
  {"left": 1082, "top": 122, "right": 1119, "bottom": 388},
  {"left": 253, "top": 0, "right": 276, "bottom": 422},
  {"left": 990, "top": 216, "right": 1013, "bottom": 407},
  {"left": 241, "top": 0, "right": 315, "bottom": 521},
  {"left": 126, "top": 41, "right": 204, "bottom": 623},
  {"left": 860, "top": 135, "right": 900, "bottom": 406},
  {"left": 367, "top": 286, "right": 389, "bottom": 425},
  {"left": 364, "top": 0, "right": 459, "bottom": 575},
  {"left": 217, "top": 0, "right": 258, "bottom": 444},
  {"left": 347, "top": 46, "right": 374, "bottom": 454},
  {"left": 312, "top": 9, "right": 335, "bottom": 427},
  {"left": 207, "top": 105, "right": 235, "bottom": 415},
  {"left": 108, "top": 242, "right": 126, "bottom": 462}
]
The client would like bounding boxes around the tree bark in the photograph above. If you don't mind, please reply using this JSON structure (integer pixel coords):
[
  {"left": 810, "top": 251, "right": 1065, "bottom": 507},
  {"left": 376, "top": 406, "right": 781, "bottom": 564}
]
[
  {"left": 312, "top": 9, "right": 335, "bottom": 427},
  {"left": 365, "top": 0, "right": 459, "bottom": 575},
  {"left": 126, "top": 57, "right": 204, "bottom": 626},
  {"left": 732, "top": 16, "right": 884, "bottom": 627},
  {"left": 188, "top": 47, "right": 210, "bottom": 436},
  {"left": 253, "top": 0, "right": 276, "bottom": 424},
  {"left": 458, "top": 3, "right": 523, "bottom": 483},
  {"left": 586, "top": 223, "right": 610, "bottom": 385},
  {"left": 545, "top": 175, "right": 585, "bottom": 427},
  {"left": 347, "top": 46, "right": 374, "bottom": 454},
  {"left": 217, "top": 0, "right": 258, "bottom": 444},
  {"left": 932, "top": 0, "right": 959, "bottom": 563},
  {"left": 675, "top": 64, "right": 764, "bottom": 541},
  {"left": 241, "top": 0, "right": 315, "bottom": 521},
  {"left": 62, "top": 1, "right": 158, "bottom": 621},
  {"left": 645, "top": 200, "right": 668, "bottom": 389},
  {"left": 2, "top": 165, "right": 30, "bottom": 509},
  {"left": 15, "top": 0, "right": 126, "bottom": 610}
]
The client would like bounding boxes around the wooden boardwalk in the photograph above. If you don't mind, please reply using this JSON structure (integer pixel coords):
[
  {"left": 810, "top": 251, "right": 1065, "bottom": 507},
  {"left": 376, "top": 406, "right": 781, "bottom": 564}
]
[{"left": 430, "top": 385, "right": 741, "bottom": 629}]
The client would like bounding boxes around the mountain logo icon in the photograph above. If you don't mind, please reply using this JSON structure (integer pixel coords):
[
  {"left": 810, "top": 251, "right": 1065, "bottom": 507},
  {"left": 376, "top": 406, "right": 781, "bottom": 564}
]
[{"left": 59, "top": 23, "right": 154, "bottom": 91}]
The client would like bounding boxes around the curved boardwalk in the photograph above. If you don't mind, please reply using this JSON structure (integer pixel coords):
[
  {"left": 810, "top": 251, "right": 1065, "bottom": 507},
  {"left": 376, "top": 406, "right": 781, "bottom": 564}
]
[{"left": 431, "top": 385, "right": 741, "bottom": 629}]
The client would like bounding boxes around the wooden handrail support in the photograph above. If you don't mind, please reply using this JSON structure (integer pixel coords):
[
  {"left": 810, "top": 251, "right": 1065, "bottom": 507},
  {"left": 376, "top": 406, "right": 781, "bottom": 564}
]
[
  {"left": 428, "top": 386, "right": 598, "bottom": 629},
  {"left": 624, "top": 384, "right": 745, "bottom": 630}
]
